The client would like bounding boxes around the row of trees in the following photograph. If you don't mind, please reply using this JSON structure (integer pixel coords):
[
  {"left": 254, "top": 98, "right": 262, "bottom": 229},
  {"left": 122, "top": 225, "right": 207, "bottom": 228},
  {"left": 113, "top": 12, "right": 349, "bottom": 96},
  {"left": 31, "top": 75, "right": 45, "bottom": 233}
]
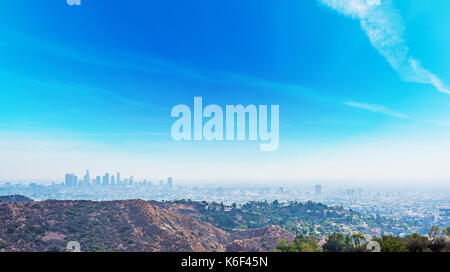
[
  {"left": 194, "top": 200, "right": 356, "bottom": 233},
  {"left": 275, "top": 226, "right": 450, "bottom": 252}
]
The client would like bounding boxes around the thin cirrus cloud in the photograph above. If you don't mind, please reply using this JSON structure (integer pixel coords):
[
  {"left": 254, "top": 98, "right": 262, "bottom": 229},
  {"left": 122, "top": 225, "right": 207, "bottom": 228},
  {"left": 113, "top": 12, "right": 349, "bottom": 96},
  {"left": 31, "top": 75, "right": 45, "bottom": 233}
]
[
  {"left": 344, "top": 101, "right": 407, "bottom": 118},
  {"left": 66, "top": 0, "right": 81, "bottom": 6},
  {"left": 318, "top": 0, "right": 450, "bottom": 95}
]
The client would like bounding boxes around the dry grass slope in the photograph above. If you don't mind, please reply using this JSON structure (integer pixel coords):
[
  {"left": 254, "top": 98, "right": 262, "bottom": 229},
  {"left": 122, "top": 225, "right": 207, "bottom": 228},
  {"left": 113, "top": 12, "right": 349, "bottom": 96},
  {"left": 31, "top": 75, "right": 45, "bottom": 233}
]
[{"left": 0, "top": 199, "right": 293, "bottom": 252}]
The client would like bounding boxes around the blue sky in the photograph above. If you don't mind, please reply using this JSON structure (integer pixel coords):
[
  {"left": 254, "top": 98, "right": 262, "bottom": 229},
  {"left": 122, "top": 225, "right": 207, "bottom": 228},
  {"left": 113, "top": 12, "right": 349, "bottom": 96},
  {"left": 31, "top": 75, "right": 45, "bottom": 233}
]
[{"left": 0, "top": 0, "right": 449, "bottom": 184}]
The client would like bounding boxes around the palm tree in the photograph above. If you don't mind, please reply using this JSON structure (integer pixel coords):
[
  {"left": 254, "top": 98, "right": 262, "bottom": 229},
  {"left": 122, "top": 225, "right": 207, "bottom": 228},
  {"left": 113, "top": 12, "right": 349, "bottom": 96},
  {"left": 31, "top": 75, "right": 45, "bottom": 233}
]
[{"left": 352, "top": 233, "right": 366, "bottom": 247}]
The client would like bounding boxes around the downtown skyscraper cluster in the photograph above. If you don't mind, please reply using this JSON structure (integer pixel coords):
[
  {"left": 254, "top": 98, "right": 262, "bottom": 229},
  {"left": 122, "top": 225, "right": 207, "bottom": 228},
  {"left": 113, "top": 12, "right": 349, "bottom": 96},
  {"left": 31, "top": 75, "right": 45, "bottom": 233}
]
[
  {"left": 65, "top": 170, "right": 134, "bottom": 187},
  {"left": 65, "top": 170, "right": 173, "bottom": 188}
]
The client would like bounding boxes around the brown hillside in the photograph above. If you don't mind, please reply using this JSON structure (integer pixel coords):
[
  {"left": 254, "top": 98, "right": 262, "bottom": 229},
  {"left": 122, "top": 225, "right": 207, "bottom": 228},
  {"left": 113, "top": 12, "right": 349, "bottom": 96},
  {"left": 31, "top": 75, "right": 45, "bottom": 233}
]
[
  {"left": 0, "top": 195, "right": 33, "bottom": 203},
  {"left": 0, "top": 199, "right": 227, "bottom": 252},
  {"left": 227, "top": 225, "right": 295, "bottom": 252},
  {"left": 0, "top": 199, "right": 292, "bottom": 252}
]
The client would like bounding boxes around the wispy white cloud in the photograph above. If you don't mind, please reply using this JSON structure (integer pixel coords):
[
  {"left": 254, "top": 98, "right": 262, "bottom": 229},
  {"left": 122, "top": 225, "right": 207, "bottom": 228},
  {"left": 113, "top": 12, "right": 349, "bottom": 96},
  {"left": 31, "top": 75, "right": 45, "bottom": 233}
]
[
  {"left": 344, "top": 101, "right": 407, "bottom": 118},
  {"left": 318, "top": 0, "right": 449, "bottom": 95},
  {"left": 66, "top": 0, "right": 81, "bottom": 6}
]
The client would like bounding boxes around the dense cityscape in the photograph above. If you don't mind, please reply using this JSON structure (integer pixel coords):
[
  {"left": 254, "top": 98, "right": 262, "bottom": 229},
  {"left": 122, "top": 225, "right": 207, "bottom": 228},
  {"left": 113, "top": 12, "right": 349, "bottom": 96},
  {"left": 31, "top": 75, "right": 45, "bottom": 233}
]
[{"left": 1, "top": 172, "right": 449, "bottom": 238}]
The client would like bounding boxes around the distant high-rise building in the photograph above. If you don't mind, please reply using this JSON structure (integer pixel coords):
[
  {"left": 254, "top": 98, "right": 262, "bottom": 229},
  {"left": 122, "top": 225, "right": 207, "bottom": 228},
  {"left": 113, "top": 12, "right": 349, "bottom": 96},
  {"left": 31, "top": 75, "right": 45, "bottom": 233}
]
[
  {"left": 102, "top": 173, "right": 110, "bottom": 186},
  {"left": 159, "top": 180, "right": 164, "bottom": 186},
  {"left": 65, "top": 173, "right": 76, "bottom": 187},
  {"left": 73, "top": 175, "right": 78, "bottom": 186},
  {"left": 65, "top": 173, "right": 71, "bottom": 186},
  {"left": 83, "top": 170, "right": 90, "bottom": 186},
  {"left": 117, "top": 172, "right": 121, "bottom": 185},
  {"left": 111, "top": 175, "right": 115, "bottom": 186},
  {"left": 129, "top": 176, "right": 133, "bottom": 185},
  {"left": 168, "top": 177, "right": 173, "bottom": 187},
  {"left": 315, "top": 185, "right": 322, "bottom": 195},
  {"left": 95, "top": 176, "right": 101, "bottom": 185}
]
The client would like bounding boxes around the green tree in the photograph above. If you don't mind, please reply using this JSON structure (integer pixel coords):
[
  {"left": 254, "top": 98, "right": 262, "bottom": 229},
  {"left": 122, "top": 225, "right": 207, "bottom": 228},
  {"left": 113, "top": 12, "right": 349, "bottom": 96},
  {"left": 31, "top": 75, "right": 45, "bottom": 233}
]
[
  {"left": 298, "top": 242, "right": 320, "bottom": 252},
  {"left": 429, "top": 237, "right": 449, "bottom": 252},
  {"left": 442, "top": 226, "right": 450, "bottom": 235},
  {"left": 289, "top": 235, "right": 321, "bottom": 252},
  {"left": 274, "top": 239, "right": 289, "bottom": 252},
  {"left": 322, "top": 232, "right": 353, "bottom": 252},
  {"left": 428, "top": 226, "right": 441, "bottom": 239},
  {"left": 374, "top": 236, "right": 408, "bottom": 252},
  {"left": 351, "top": 233, "right": 366, "bottom": 247},
  {"left": 404, "top": 233, "right": 429, "bottom": 252}
]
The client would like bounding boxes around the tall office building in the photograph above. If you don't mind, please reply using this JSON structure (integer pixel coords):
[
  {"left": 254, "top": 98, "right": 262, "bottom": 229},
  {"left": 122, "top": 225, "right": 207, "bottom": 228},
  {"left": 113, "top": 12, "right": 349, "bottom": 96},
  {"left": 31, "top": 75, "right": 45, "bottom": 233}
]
[
  {"left": 65, "top": 173, "right": 76, "bottom": 187},
  {"left": 168, "top": 177, "right": 173, "bottom": 187},
  {"left": 83, "top": 170, "right": 90, "bottom": 186},
  {"left": 102, "top": 173, "right": 110, "bottom": 186},
  {"left": 111, "top": 175, "right": 115, "bottom": 186},
  {"left": 95, "top": 176, "right": 101, "bottom": 186},
  {"left": 116, "top": 172, "right": 121, "bottom": 185},
  {"left": 315, "top": 185, "right": 322, "bottom": 195},
  {"left": 65, "top": 173, "right": 71, "bottom": 186},
  {"left": 129, "top": 176, "right": 134, "bottom": 185}
]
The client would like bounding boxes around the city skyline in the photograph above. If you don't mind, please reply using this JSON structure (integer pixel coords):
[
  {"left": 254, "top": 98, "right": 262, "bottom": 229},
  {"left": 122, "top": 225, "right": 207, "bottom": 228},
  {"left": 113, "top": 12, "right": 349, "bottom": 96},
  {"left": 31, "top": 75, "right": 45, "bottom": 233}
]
[{"left": 62, "top": 169, "right": 174, "bottom": 187}]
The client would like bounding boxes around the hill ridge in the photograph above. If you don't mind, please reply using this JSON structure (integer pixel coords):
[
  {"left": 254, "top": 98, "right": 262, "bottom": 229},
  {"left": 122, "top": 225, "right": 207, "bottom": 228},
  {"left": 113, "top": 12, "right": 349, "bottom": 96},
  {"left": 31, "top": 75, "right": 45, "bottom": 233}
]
[{"left": 0, "top": 198, "right": 292, "bottom": 252}]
